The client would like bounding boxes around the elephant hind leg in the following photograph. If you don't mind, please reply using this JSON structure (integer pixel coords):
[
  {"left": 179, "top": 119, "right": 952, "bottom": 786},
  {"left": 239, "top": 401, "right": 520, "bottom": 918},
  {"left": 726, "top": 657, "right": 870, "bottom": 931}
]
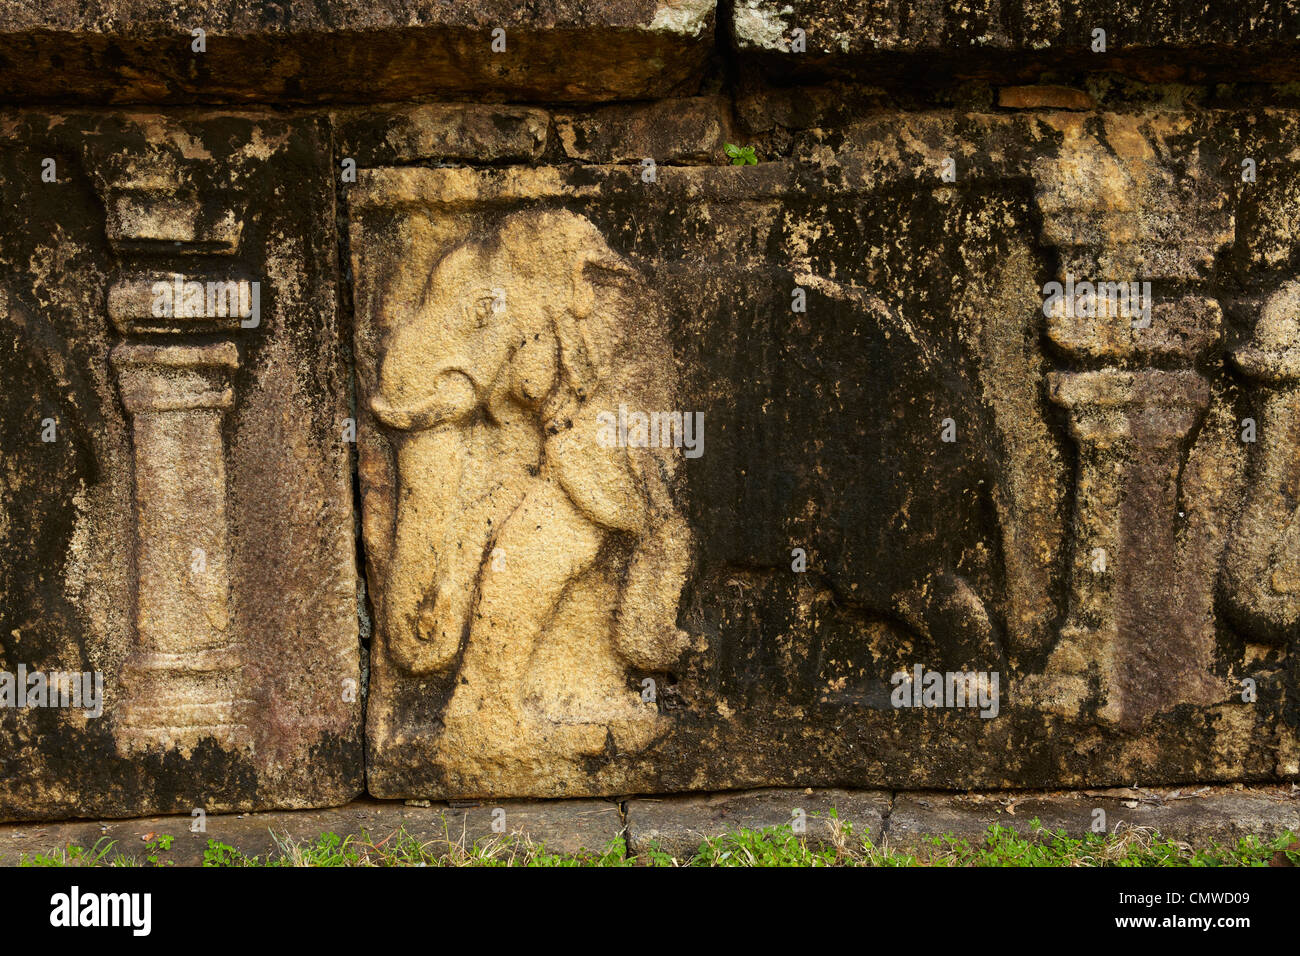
[
  {"left": 611, "top": 505, "right": 693, "bottom": 671},
  {"left": 438, "top": 478, "right": 609, "bottom": 777},
  {"left": 893, "top": 574, "right": 1004, "bottom": 672}
]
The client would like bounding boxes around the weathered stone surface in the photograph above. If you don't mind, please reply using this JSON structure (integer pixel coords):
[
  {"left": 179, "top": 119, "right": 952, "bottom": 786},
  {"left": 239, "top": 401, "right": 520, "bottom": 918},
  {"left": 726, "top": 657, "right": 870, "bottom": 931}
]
[
  {"left": 997, "top": 85, "right": 1095, "bottom": 111},
  {"left": 625, "top": 788, "right": 890, "bottom": 856},
  {"left": 1222, "top": 280, "right": 1300, "bottom": 677},
  {"left": 0, "top": 111, "right": 362, "bottom": 821},
  {"left": 6, "top": 1, "right": 1300, "bottom": 823},
  {"left": 731, "top": 1, "right": 1300, "bottom": 85},
  {"left": 335, "top": 104, "right": 551, "bottom": 167},
  {"left": 0, "top": 797, "right": 622, "bottom": 864},
  {"left": 349, "top": 105, "right": 1300, "bottom": 800},
  {"left": 887, "top": 786, "right": 1300, "bottom": 849},
  {"left": 0, "top": 0, "right": 716, "bottom": 103},
  {"left": 555, "top": 96, "right": 733, "bottom": 163}
]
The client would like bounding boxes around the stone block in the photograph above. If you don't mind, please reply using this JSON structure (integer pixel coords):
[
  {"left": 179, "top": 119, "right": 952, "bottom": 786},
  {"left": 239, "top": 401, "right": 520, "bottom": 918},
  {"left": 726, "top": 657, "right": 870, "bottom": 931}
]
[
  {"left": 730, "top": 1, "right": 1300, "bottom": 85},
  {"left": 335, "top": 104, "right": 551, "bottom": 167},
  {"left": 347, "top": 105, "right": 1300, "bottom": 799},
  {"left": 0, "top": 798, "right": 623, "bottom": 864},
  {"left": 887, "top": 787, "right": 1300, "bottom": 849},
  {"left": 625, "top": 789, "right": 890, "bottom": 858},
  {"left": 0, "top": 111, "right": 362, "bottom": 822},
  {"left": 555, "top": 96, "right": 733, "bottom": 163},
  {"left": 0, "top": 0, "right": 717, "bottom": 103}
]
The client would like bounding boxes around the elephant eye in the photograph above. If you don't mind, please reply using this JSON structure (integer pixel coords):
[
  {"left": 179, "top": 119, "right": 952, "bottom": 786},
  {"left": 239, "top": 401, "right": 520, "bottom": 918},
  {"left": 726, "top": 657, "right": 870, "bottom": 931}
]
[{"left": 472, "top": 291, "right": 501, "bottom": 327}]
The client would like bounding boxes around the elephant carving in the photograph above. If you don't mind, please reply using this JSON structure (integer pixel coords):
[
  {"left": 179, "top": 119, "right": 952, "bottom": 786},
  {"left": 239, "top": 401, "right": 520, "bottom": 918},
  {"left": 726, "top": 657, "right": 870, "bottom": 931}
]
[
  {"left": 1222, "top": 282, "right": 1300, "bottom": 641},
  {"left": 368, "top": 208, "right": 694, "bottom": 792},
  {"left": 1220, "top": 282, "right": 1300, "bottom": 725}
]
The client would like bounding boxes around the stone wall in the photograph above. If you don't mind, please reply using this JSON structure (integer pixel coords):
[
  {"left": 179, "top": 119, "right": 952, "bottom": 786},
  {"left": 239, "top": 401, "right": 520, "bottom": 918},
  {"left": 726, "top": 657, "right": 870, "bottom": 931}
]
[{"left": 2, "top": 1, "right": 1300, "bottom": 820}]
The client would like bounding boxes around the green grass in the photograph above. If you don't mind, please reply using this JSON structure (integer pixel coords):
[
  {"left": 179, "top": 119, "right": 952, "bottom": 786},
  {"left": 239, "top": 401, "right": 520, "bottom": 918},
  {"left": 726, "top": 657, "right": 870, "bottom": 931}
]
[{"left": 17, "top": 815, "right": 1300, "bottom": 867}]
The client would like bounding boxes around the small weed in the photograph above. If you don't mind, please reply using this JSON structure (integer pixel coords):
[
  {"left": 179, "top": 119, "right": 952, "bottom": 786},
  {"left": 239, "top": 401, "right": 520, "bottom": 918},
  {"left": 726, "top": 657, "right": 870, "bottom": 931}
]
[
  {"left": 20, "top": 836, "right": 119, "bottom": 867},
  {"left": 143, "top": 833, "right": 174, "bottom": 867},
  {"left": 203, "top": 840, "right": 256, "bottom": 867},
  {"left": 723, "top": 143, "right": 758, "bottom": 166}
]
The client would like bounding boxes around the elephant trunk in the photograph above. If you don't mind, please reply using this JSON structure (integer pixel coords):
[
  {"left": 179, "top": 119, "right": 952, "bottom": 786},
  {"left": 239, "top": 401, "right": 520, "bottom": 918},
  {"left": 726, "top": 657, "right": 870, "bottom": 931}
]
[
  {"left": 371, "top": 367, "right": 478, "bottom": 431},
  {"left": 383, "top": 426, "right": 469, "bottom": 673}
]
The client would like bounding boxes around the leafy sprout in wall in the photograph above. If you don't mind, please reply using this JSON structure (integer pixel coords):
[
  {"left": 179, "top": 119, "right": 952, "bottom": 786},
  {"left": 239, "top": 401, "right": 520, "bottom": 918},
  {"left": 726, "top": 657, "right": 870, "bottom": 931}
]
[{"left": 724, "top": 143, "right": 758, "bottom": 166}]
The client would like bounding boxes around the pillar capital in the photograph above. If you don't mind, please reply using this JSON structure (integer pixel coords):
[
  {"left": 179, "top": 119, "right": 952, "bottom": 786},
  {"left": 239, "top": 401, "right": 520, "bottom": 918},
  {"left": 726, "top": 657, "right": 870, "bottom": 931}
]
[
  {"left": 111, "top": 342, "right": 239, "bottom": 414},
  {"left": 1048, "top": 368, "right": 1210, "bottom": 445}
]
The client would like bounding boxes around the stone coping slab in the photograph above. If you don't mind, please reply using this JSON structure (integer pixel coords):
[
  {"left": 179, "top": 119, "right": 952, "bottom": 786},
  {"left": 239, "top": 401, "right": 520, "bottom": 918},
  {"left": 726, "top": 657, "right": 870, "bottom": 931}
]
[
  {"left": 731, "top": 0, "right": 1300, "bottom": 85},
  {"left": 0, "top": 798, "right": 624, "bottom": 866},
  {"left": 3, "top": 786, "right": 1294, "bottom": 865},
  {"left": 6, "top": 2, "right": 1300, "bottom": 105},
  {"left": 0, "top": 0, "right": 715, "bottom": 103}
]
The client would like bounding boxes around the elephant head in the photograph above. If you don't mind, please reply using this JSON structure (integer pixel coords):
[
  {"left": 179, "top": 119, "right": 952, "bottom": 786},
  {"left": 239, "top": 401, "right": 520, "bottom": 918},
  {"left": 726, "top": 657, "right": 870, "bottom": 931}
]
[
  {"left": 370, "top": 209, "right": 691, "bottom": 682},
  {"left": 370, "top": 209, "right": 635, "bottom": 433}
]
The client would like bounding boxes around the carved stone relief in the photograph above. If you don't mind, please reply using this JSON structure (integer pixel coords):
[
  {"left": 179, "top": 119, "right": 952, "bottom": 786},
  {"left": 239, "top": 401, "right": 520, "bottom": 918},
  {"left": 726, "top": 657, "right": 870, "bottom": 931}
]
[
  {"left": 0, "top": 112, "right": 362, "bottom": 821},
  {"left": 353, "top": 111, "right": 1298, "bottom": 799},
  {"left": 366, "top": 209, "right": 694, "bottom": 793},
  {"left": 5, "top": 97, "right": 1300, "bottom": 816},
  {"left": 1024, "top": 113, "right": 1233, "bottom": 727}
]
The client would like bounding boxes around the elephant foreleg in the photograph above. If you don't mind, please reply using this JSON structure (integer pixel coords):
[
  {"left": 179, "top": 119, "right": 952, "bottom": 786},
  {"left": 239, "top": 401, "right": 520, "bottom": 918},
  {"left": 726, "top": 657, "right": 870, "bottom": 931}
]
[{"left": 439, "top": 478, "right": 604, "bottom": 776}]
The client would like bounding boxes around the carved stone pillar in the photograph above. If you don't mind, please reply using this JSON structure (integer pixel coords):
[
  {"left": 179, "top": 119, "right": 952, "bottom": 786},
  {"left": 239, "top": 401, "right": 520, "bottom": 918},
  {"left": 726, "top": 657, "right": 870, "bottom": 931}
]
[
  {"left": 1027, "top": 113, "right": 1233, "bottom": 726},
  {"left": 111, "top": 343, "right": 247, "bottom": 750},
  {"left": 85, "top": 137, "right": 261, "bottom": 754},
  {"left": 1042, "top": 369, "right": 1211, "bottom": 726}
]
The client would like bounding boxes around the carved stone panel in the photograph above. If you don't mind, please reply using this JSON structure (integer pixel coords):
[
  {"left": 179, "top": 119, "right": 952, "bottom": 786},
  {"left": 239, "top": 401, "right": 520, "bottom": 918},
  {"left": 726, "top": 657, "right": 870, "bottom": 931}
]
[
  {"left": 363, "top": 209, "right": 693, "bottom": 796},
  {"left": 0, "top": 111, "right": 362, "bottom": 821},
  {"left": 352, "top": 108, "right": 1299, "bottom": 799}
]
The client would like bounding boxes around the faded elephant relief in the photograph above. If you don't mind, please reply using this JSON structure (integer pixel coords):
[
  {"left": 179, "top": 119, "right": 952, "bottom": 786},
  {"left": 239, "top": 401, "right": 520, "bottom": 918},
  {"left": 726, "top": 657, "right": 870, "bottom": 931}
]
[{"left": 367, "top": 209, "right": 694, "bottom": 792}]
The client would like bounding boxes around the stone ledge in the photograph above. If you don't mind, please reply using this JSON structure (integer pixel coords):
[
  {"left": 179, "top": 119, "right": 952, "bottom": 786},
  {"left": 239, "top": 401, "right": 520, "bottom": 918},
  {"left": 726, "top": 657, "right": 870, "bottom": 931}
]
[
  {"left": 8, "top": 1, "right": 1300, "bottom": 106},
  {"left": 624, "top": 788, "right": 891, "bottom": 857},
  {"left": 885, "top": 786, "right": 1300, "bottom": 849},
  {"left": 0, "top": 798, "right": 624, "bottom": 866},
  {"left": 5, "top": 786, "right": 1293, "bottom": 864},
  {"left": 0, "top": 0, "right": 716, "bottom": 103},
  {"left": 731, "top": 0, "right": 1300, "bottom": 85}
]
